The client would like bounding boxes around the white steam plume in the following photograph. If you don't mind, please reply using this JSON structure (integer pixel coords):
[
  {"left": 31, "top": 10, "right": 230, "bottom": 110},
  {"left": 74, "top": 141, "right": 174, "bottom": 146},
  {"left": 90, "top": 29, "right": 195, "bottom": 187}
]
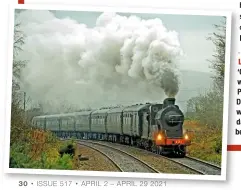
[{"left": 16, "top": 10, "right": 183, "bottom": 113}]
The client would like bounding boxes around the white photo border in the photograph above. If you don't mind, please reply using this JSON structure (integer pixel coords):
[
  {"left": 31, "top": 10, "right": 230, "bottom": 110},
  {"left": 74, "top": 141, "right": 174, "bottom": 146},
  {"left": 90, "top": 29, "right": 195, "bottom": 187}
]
[{"left": 3, "top": 3, "right": 232, "bottom": 181}]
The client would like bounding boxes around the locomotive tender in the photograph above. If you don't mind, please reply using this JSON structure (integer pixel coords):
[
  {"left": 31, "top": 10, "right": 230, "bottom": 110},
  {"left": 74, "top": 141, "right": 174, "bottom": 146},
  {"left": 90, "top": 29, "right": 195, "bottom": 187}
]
[{"left": 32, "top": 98, "right": 191, "bottom": 157}]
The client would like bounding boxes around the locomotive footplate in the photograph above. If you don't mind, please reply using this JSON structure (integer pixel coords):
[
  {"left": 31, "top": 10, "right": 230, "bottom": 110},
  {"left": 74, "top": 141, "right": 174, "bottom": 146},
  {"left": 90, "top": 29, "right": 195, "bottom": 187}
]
[{"left": 165, "top": 138, "right": 186, "bottom": 145}]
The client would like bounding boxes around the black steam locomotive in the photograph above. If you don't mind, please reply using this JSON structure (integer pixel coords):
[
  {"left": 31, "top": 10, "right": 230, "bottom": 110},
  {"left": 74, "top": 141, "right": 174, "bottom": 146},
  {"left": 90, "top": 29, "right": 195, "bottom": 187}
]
[{"left": 32, "top": 98, "right": 191, "bottom": 157}]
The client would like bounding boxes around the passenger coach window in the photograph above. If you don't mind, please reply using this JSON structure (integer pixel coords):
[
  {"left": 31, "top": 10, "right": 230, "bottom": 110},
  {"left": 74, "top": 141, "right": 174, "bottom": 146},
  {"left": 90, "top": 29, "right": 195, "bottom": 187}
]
[{"left": 62, "top": 120, "right": 67, "bottom": 127}]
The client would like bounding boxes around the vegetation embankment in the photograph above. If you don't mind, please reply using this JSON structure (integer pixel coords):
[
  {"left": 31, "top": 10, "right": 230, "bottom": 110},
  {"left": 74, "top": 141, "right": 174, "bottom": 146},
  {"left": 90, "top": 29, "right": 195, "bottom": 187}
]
[
  {"left": 183, "top": 120, "right": 222, "bottom": 166},
  {"left": 10, "top": 129, "right": 77, "bottom": 169}
]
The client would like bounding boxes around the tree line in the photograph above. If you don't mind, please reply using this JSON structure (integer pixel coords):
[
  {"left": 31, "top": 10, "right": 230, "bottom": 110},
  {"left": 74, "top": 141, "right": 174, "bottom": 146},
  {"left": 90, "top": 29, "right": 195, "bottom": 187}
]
[{"left": 186, "top": 17, "right": 226, "bottom": 129}]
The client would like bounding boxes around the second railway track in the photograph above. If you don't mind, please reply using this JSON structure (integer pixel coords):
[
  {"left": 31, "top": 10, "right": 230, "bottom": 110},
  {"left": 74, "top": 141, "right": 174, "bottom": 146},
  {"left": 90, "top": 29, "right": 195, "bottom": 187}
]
[
  {"left": 78, "top": 140, "right": 160, "bottom": 173},
  {"left": 78, "top": 140, "right": 221, "bottom": 175},
  {"left": 172, "top": 156, "right": 221, "bottom": 175}
]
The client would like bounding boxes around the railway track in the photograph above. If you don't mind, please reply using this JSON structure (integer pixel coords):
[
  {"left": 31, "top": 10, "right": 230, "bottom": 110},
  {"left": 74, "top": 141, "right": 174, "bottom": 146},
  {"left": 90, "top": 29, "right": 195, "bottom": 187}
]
[
  {"left": 78, "top": 140, "right": 160, "bottom": 173},
  {"left": 79, "top": 140, "right": 221, "bottom": 175},
  {"left": 172, "top": 156, "right": 221, "bottom": 175},
  {"left": 77, "top": 142, "right": 123, "bottom": 172}
]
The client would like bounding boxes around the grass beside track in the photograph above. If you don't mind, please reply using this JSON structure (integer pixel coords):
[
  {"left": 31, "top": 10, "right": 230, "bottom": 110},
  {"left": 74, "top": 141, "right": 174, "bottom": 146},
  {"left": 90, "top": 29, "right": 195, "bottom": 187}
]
[{"left": 184, "top": 120, "right": 222, "bottom": 166}]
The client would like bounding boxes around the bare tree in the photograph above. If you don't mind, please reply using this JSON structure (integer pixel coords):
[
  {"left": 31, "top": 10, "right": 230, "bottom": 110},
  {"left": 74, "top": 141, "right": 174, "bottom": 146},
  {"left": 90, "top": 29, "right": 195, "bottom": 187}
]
[
  {"left": 207, "top": 17, "right": 226, "bottom": 94},
  {"left": 12, "top": 23, "right": 28, "bottom": 93},
  {"left": 10, "top": 22, "right": 29, "bottom": 144}
]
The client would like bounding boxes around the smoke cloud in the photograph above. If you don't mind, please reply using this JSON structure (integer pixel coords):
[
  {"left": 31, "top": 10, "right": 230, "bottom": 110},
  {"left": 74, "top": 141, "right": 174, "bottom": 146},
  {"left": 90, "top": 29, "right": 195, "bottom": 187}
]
[{"left": 15, "top": 10, "right": 183, "bottom": 113}]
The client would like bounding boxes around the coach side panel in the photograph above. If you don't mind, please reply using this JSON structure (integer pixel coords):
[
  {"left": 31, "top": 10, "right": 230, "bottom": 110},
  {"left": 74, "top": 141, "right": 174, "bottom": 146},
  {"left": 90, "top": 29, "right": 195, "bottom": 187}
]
[
  {"left": 60, "top": 117, "right": 75, "bottom": 131},
  {"left": 91, "top": 114, "right": 107, "bottom": 133},
  {"left": 75, "top": 115, "right": 91, "bottom": 132},
  {"left": 45, "top": 118, "right": 60, "bottom": 131},
  {"left": 35, "top": 118, "right": 46, "bottom": 130},
  {"left": 106, "top": 112, "right": 122, "bottom": 134},
  {"left": 122, "top": 112, "right": 134, "bottom": 136}
]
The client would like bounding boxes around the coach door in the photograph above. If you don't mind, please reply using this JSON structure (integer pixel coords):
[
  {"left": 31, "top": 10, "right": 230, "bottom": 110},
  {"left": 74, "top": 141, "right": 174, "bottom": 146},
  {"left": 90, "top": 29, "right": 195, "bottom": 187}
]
[
  {"left": 141, "top": 112, "right": 149, "bottom": 139},
  {"left": 130, "top": 113, "right": 135, "bottom": 135}
]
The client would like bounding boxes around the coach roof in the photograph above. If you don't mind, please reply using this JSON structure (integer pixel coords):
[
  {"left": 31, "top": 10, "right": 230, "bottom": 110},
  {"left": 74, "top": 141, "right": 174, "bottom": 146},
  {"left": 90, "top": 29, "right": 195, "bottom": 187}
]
[
  {"left": 107, "top": 106, "right": 125, "bottom": 113},
  {"left": 123, "top": 104, "right": 150, "bottom": 112}
]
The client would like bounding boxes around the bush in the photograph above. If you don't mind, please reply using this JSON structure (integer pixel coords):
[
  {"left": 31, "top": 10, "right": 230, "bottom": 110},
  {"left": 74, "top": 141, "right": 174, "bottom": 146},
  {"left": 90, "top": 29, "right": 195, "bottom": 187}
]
[
  {"left": 213, "top": 135, "right": 222, "bottom": 154},
  {"left": 54, "top": 154, "right": 73, "bottom": 169},
  {"left": 39, "top": 152, "right": 73, "bottom": 170},
  {"left": 10, "top": 142, "right": 38, "bottom": 168},
  {"left": 184, "top": 123, "right": 222, "bottom": 165},
  {"left": 59, "top": 140, "right": 76, "bottom": 158},
  {"left": 9, "top": 128, "right": 75, "bottom": 170},
  {"left": 186, "top": 90, "right": 223, "bottom": 128}
]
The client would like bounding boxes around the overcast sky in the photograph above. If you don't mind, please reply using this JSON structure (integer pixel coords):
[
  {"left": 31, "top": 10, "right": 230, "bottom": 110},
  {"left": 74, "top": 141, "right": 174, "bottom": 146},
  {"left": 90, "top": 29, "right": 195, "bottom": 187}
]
[{"left": 51, "top": 10, "right": 224, "bottom": 73}]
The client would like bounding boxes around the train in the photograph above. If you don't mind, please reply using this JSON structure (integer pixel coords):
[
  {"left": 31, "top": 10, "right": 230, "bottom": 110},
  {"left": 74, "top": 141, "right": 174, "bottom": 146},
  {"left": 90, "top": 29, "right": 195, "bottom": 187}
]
[{"left": 32, "top": 97, "right": 191, "bottom": 157}]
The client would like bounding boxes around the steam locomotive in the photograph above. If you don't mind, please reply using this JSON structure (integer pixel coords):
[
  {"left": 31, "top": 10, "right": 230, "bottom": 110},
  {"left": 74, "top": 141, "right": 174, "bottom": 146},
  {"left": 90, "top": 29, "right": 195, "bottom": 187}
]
[{"left": 32, "top": 98, "right": 191, "bottom": 157}]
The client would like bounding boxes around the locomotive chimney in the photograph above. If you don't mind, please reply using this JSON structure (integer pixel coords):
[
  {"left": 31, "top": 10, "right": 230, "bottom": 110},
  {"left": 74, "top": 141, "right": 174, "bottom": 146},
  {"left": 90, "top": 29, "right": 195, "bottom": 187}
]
[{"left": 163, "top": 98, "right": 175, "bottom": 107}]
